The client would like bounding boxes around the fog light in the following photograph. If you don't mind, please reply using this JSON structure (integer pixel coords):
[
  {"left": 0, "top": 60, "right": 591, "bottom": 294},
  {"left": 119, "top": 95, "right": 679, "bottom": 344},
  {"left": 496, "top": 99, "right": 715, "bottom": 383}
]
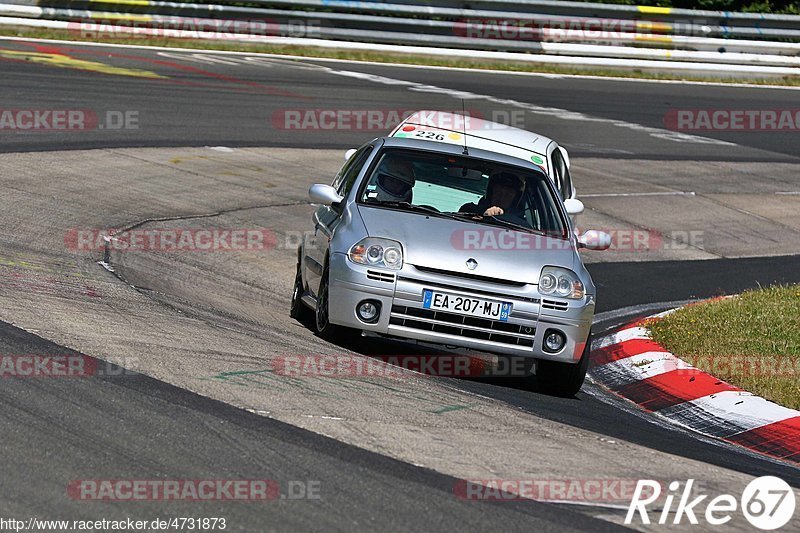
[
  {"left": 357, "top": 300, "right": 380, "bottom": 323},
  {"left": 543, "top": 330, "right": 566, "bottom": 353}
]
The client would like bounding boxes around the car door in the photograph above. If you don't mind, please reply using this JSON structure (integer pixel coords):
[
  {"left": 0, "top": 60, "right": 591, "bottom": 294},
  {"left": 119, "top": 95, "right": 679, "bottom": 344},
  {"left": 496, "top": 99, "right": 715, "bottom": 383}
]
[{"left": 304, "top": 144, "right": 373, "bottom": 298}]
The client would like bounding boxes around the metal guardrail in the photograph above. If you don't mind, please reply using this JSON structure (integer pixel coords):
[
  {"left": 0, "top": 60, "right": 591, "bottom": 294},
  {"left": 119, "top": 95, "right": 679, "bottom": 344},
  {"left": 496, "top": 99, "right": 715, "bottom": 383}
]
[
  {"left": 371, "top": 0, "right": 800, "bottom": 25},
  {"left": 8, "top": 0, "right": 800, "bottom": 39},
  {"left": 0, "top": 0, "right": 799, "bottom": 76}
]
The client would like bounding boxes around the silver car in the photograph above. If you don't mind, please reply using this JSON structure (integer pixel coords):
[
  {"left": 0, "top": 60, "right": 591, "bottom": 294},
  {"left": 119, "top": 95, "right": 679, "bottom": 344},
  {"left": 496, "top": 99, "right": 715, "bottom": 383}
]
[{"left": 291, "top": 135, "right": 610, "bottom": 395}]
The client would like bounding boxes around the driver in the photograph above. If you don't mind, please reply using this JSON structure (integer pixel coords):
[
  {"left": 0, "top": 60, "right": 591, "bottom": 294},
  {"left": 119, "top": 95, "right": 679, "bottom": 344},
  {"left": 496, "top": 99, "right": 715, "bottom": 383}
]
[
  {"left": 373, "top": 157, "right": 416, "bottom": 203},
  {"left": 460, "top": 171, "right": 526, "bottom": 222}
]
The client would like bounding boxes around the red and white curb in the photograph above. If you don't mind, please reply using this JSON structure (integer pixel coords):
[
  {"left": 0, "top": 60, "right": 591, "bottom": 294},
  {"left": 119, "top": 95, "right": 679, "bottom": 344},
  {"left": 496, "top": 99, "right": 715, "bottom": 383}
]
[{"left": 589, "top": 310, "right": 800, "bottom": 465}]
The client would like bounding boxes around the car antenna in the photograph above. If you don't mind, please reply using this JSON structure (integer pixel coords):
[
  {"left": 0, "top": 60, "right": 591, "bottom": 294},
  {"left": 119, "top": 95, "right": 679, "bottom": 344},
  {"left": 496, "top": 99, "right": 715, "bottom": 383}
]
[{"left": 460, "top": 99, "right": 469, "bottom": 156}]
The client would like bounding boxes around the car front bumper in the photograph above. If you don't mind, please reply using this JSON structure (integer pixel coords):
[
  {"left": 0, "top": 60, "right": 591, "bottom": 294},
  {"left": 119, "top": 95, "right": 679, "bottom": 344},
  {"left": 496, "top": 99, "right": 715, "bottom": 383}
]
[{"left": 327, "top": 253, "right": 593, "bottom": 363}]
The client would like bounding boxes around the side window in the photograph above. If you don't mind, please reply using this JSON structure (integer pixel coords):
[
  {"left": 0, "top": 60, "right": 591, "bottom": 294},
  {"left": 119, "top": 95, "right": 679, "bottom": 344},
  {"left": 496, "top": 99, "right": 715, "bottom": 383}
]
[
  {"left": 562, "top": 161, "right": 573, "bottom": 201},
  {"left": 550, "top": 148, "right": 569, "bottom": 201},
  {"left": 528, "top": 178, "right": 565, "bottom": 237},
  {"left": 332, "top": 145, "right": 372, "bottom": 196}
]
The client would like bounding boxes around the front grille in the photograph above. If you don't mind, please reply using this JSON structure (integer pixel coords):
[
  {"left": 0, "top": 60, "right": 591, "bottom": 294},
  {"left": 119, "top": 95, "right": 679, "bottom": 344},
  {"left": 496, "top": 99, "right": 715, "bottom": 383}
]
[
  {"left": 413, "top": 265, "right": 527, "bottom": 287},
  {"left": 542, "top": 299, "right": 569, "bottom": 311},
  {"left": 390, "top": 305, "right": 535, "bottom": 348},
  {"left": 366, "top": 270, "right": 396, "bottom": 283},
  {"left": 397, "top": 276, "right": 540, "bottom": 303}
]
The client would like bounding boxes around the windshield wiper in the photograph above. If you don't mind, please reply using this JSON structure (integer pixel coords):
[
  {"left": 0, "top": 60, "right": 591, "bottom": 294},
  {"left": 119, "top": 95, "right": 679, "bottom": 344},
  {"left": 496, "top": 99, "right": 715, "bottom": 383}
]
[
  {"left": 365, "top": 201, "right": 433, "bottom": 213},
  {"left": 481, "top": 216, "right": 537, "bottom": 234},
  {"left": 363, "top": 201, "right": 465, "bottom": 222},
  {"left": 447, "top": 211, "right": 544, "bottom": 235}
]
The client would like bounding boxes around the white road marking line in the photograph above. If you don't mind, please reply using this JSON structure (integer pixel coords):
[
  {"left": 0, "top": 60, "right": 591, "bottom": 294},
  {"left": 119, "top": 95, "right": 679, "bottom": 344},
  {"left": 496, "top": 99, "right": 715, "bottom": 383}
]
[
  {"left": 329, "top": 69, "right": 736, "bottom": 147},
  {"left": 648, "top": 308, "right": 681, "bottom": 319},
  {"left": 562, "top": 143, "right": 635, "bottom": 155},
  {"left": 582, "top": 191, "right": 696, "bottom": 198},
  {"left": 776, "top": 191, "right": 800, "bottom": 195},
  {"left": 592, "top": 326, "right": 651, "bottom": 350},
  {"left": 591, "top": 300, "right": 692, "bottom": 325},
  {"left": 4, "top": 36, "right": 800, "bottom": 91}
]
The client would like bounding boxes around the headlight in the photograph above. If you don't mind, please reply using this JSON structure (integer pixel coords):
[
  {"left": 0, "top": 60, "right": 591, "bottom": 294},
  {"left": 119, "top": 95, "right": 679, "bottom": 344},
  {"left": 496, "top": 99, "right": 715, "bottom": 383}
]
[
  {"left": 538, "top": 266, "right": 584, "bottom": 300},
  {"left": 349, "top": 238, "right": 403, "bottom": 270}
]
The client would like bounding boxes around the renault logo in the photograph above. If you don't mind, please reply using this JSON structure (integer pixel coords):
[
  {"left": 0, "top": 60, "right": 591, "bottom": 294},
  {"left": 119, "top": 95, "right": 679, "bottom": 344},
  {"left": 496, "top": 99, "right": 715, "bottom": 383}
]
[{"left": 466, "top": 258, "right": 478, "bottom": 270}]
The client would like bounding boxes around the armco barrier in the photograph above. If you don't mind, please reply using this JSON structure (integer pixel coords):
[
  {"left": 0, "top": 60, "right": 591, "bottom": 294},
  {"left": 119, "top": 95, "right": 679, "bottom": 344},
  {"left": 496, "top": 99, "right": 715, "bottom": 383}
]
[{"left": 1, "top": 0, "right": 799, "bottom": 77}]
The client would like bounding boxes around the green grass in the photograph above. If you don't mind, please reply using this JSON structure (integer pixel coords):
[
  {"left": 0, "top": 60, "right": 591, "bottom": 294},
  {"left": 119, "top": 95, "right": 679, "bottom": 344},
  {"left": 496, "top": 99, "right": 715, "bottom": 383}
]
[
  {"left": 648, "top": 285, "right": 800, "bottom": 410},
  {"left": 2, "top": 26, "right": 800, "bottom": 86}
]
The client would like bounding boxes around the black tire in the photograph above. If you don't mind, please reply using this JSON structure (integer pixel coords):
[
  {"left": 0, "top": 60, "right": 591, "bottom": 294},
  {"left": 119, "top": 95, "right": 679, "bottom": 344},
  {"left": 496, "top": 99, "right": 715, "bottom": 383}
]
[
  {"left": 531, "top": 331, "right": 592, "bottom": 397},
  {"left": 290, "top": 260, "right": 313, "bottom": 325},
  {"left": 314, "top": 259, "right": 346, "bottom": 342}
]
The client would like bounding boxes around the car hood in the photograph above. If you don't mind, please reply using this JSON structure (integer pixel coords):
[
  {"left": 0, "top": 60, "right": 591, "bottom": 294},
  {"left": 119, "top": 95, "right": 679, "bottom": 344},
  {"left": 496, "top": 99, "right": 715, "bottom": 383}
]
[{"left": 356, "top": 206, "right": 576, "bottom": 284}]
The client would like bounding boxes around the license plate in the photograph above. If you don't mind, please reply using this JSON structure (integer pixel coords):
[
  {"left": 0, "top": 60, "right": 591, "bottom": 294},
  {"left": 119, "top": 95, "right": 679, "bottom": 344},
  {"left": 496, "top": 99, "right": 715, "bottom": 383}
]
[{"left": 422, "top": 289, "right": 512, "bottom": 321}]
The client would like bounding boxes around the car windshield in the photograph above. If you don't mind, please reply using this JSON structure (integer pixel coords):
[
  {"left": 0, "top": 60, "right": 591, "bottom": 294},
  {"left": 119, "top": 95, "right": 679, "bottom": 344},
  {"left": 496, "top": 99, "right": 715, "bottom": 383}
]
[{"left": 357, "top": 148, "right": 567, "bottom": 238}]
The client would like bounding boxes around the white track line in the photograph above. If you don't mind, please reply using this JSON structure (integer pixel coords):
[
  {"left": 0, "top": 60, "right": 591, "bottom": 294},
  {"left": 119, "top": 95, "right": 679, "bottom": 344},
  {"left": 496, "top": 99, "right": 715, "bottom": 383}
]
[
  {"left": 593, "top": 326, "right": 651, "bottom": 350},
  {"left": 582, "top": 191, "right": 696, "bottom": 198},
  {"left": 2, "top": 35, "right": 800, "bottom": 91},
  {"left": 329, "top": 69, "right": 736, "bottom": 147}
]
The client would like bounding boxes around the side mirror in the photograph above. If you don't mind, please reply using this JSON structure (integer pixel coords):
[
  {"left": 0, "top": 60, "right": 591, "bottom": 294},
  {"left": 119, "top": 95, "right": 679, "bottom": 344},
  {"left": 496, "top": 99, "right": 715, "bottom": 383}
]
[
  {"left": 564, "top": 198, "right": 584, "bottom": 215},
  {"left": 309, "top": 184, "right": 344, "bottom": 206},
  {"left": 344, "top": 148, "right": 357, "bottom": 162},
  {"left": 577, "top": 230, "right": 611, "bottom": 251}
]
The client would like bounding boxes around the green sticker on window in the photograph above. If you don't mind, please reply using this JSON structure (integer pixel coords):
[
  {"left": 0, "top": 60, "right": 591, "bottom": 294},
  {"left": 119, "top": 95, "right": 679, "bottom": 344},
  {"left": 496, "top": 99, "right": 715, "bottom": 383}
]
[{"left": 531, "top": 155, "right": 544, "bottom": 164}]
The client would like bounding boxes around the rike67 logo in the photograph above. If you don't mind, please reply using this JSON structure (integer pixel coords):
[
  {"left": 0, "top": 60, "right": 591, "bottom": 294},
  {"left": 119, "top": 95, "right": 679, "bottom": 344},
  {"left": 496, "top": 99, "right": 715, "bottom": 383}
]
[{"left": 626, "top": 477, "right": 796, "bottom": 530}]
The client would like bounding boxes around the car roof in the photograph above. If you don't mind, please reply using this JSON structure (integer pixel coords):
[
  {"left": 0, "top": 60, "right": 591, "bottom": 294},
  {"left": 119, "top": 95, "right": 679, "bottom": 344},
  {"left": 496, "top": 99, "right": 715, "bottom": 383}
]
[
  {"left": 390, "top": 111, "right": 554, "bottom": 170},
  {"left": 378, "top": 136, "right": 548, "bottom": 177}
]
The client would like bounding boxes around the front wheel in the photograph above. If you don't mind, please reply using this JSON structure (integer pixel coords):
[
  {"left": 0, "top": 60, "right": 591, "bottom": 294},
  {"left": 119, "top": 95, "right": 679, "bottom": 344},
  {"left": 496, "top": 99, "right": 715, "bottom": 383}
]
[
  {"left": 315, "top": 260, "right": 347, "bottom": 342},
  {"left": 290, "top": 260, "right": 313, "bottom": 325},
  {"left": 531, "top": 331, "right": 591, "bottom": 397}
]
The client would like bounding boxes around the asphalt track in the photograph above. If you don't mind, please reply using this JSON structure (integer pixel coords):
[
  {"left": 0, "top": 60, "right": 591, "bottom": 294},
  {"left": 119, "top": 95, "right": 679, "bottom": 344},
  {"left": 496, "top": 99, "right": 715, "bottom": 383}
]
[
  {"left": 0, "top": 39, "right": 796, "bottom": 160},
  {"left": 1, "top": 38, "right": 799, "bottom": 531},
  {"left": 0, "top": 321, "right": 616, "bottom": 532}
]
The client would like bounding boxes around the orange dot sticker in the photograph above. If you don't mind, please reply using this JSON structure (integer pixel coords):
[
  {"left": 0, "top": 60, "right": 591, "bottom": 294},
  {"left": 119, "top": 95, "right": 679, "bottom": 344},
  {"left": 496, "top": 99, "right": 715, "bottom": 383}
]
[{"left": 402, "top": 125, "right": 415, "bottom": 132}]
